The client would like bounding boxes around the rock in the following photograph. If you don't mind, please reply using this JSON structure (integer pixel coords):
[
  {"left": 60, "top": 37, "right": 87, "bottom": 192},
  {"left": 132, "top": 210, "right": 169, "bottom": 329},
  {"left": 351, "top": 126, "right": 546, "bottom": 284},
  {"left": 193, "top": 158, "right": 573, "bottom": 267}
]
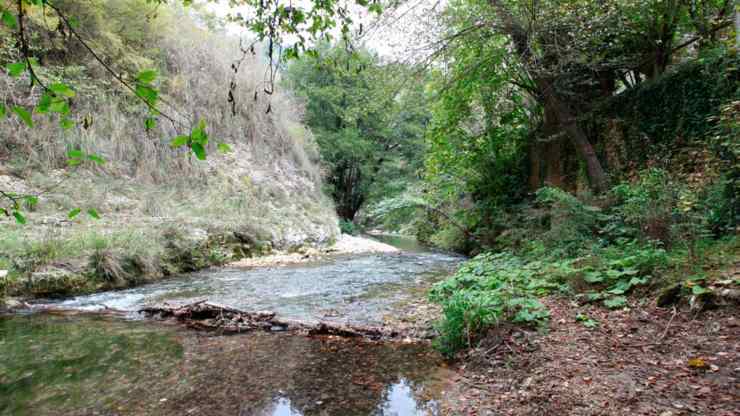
[
  {"left": 1, "top": 297, "right": 24, "bottom": 310},
  {"left": 657, "top": 284, "right": 682, "bottom": 307},
  {"left": 28, "top": 267, "right": 86, "bottom": 296}
]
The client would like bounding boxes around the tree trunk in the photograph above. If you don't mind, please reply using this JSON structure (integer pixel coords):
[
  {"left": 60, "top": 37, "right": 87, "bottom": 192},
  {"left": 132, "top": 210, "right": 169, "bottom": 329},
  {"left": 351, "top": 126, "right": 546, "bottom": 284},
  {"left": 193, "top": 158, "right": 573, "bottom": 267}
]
[
  {"left": 538, "top": 79, "right": 608, "bottom": 193},
  {"left": 489, "top": 0, "right": 609, "bottom": 193}
]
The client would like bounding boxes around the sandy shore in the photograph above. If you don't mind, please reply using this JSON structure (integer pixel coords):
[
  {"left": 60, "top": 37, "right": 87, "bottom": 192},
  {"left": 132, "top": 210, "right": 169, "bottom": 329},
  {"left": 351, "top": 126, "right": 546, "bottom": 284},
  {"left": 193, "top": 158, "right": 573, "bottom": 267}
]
[{"left": 228, "top": 234, "right": 399, "bottom": 268}]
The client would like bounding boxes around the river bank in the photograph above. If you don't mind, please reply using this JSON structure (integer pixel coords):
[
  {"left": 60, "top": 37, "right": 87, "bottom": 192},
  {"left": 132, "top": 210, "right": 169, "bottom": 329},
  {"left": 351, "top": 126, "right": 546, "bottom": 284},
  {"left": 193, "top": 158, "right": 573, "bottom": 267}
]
[{"left": 0, "top": 233, "right": 407, "bottom": 308}]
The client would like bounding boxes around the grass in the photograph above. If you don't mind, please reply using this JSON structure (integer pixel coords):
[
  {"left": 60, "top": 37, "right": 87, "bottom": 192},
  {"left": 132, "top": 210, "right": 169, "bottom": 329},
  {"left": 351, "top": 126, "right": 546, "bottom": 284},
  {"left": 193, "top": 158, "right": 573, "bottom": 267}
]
[{"left": 0, "top": 6, "right": 341, "bottom": 301}]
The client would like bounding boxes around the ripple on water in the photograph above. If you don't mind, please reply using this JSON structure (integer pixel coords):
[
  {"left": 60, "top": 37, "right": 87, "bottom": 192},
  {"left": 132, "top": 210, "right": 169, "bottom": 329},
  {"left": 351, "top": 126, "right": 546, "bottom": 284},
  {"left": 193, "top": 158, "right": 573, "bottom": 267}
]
[{"left": 38, "top": 251, "right": 462, "bottom": 325}]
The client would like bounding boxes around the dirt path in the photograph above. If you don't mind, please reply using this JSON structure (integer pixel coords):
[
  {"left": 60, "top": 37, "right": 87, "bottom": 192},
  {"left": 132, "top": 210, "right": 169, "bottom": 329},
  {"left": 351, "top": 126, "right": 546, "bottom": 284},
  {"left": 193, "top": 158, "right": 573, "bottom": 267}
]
[{"left": 440, "top": 298, "right": 739, "bottom": 416}]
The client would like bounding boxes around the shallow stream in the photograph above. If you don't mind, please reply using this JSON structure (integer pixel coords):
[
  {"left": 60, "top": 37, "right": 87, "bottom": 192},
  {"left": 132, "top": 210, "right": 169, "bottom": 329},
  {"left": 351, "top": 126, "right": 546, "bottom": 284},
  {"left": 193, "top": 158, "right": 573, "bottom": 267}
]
[{"left": 1, "top": 236, "right": 463, "bottom": 415}]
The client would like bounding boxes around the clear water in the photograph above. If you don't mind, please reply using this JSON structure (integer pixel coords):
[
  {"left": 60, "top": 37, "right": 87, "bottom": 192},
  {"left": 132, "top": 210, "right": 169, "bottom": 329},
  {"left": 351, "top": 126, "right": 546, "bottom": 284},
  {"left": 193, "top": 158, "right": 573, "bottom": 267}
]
[
  {"left": 3, "top": 239, "right": 463, "bottom": 416},
  {"left": 38, "top": 250, "right": 461, "bottom": 325},
  {"left": 0, "top": 314, "right": 451, "bottom": 416}
]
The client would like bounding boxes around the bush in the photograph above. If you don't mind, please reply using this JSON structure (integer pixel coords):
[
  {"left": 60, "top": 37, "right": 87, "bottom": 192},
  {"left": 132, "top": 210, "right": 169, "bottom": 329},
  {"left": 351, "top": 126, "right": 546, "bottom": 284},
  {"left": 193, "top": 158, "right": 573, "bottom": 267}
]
[
  {"left": 430, "top": 252, "right": 554, "bottom": 356},
  {"left": 535, "top": 187, "right": 600, "bottom": 256},
  {"left": 575, "top": 240, "right": 669, "bottom": 308},
  {"left": 611, "top": 168, "right": 679, "bottom": 242},
  {"left": 339, "top": 219, "right": 358, "bottom": 235}
]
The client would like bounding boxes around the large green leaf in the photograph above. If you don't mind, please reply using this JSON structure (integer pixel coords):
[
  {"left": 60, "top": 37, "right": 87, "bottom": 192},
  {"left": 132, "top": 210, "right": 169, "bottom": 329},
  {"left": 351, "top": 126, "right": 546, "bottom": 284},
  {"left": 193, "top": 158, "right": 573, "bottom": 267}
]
[
  {"left": 12, "top": 106, "right": 33, "bottom": 127},
  {"left": 49, "top": 83, "right": 76, "bottom": 98},
  {"left": 136, "top": 69, "right": 158, "bottom": 84},
  {"left": 6, "top": 61, "right": 25, "bottom": 77},
  {"left": 1, "top": 10, "right": 16, "bottom": 29},
  {"left": 191, "top": 142, "right": 207, "bottom": 160}
]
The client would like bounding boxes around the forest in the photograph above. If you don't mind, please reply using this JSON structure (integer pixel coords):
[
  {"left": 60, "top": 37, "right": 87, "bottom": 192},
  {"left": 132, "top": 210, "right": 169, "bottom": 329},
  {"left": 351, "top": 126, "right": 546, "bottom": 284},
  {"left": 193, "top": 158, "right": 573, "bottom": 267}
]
[{"left": 0, "top": 0, "right": 738, "bottom": 415}]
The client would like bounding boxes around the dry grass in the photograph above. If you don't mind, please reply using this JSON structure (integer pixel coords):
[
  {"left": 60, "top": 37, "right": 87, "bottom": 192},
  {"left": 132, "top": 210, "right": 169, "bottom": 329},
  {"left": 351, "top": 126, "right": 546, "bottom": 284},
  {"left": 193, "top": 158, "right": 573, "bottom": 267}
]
[{"left": 0, "top": 4, "right": 338, "bottom": 294}]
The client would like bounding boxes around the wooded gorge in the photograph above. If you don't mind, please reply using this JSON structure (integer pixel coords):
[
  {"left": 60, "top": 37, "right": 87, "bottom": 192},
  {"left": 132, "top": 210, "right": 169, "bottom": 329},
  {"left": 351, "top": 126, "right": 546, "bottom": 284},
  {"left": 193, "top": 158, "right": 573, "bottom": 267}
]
[{"left": 0, "top": 0, "right": 738, "bottom": 415}]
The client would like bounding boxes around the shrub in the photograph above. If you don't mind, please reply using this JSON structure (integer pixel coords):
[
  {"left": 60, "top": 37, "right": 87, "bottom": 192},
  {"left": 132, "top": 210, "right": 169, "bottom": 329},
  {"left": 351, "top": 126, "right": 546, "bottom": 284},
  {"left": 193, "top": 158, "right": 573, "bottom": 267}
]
[
  {"left": 430, "top": 252, "right": 553, "bottom": 356},
  {"left": 339, "top": 219, "right": 358, "bottom": 235},
  {"left": 576, "top": 240, "right": 669, "bottom": 308},
  {"left": 535, "top": 186, "right": 600, "bottom": 256},
  {"left": 89, "top": 249, "right": 129, "bottom": 286},
  {"left": 611, "top": 168, "right": 680, "bottom": 243}
]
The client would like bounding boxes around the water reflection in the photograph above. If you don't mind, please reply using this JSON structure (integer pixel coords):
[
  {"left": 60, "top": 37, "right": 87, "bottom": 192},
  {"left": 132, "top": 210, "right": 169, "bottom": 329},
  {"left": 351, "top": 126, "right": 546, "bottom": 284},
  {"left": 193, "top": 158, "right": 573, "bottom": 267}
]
[{"left": 1, "top": 314, "right": 450, "bottom": 416}]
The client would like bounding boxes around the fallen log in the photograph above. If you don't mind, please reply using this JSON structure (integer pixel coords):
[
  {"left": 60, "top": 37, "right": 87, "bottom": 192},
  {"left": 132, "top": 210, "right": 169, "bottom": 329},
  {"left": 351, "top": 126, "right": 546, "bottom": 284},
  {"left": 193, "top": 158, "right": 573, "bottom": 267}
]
[{"left": 138, "top": 300, "right": 402, "bottom": 341}]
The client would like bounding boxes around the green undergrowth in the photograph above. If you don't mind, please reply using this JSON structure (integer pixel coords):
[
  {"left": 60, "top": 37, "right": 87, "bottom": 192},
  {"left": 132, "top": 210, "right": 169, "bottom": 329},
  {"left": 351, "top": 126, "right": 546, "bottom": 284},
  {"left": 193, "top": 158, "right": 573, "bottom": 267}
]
[
  {"left": 431, "top": 236, "right": 737, "bottom": 356},
  {"left": 430, "top": 167, "right": 738, "bottom": 356}
]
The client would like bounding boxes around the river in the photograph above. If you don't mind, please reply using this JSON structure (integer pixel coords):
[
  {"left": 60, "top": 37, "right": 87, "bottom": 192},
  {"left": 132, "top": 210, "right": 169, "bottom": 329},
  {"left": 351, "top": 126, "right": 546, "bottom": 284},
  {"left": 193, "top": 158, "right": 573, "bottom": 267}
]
[{"left": 1, "top": 236, "right": 463, "bottom": 416}]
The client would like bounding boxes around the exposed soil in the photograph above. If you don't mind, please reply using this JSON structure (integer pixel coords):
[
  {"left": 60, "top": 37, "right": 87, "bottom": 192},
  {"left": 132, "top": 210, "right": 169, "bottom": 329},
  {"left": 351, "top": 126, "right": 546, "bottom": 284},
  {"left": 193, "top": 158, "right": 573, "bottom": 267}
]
[{"left": 440, "top": 298, "right": 739, "bottom": 416}]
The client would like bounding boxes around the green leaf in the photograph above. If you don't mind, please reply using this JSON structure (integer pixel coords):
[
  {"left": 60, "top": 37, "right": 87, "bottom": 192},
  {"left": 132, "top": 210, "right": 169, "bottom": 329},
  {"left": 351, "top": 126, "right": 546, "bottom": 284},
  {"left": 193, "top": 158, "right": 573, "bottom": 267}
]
[
  {"left": 603, "top": 296, "right": 627, "bottom": 309},
  {"left": 0, "top": 104, "right": 5, "bottom": 118},
  {"left": 67, "top": 149, "right": 84, "bottom": 159},
  {"left": 144, "top": 117, "right": 156, "bottom": 130},
  {"left": 136, "top": 69, "right": 158, "bottom": 84},
  {"left": 36, "top": 94, "right": 52, "bottom": 114},
  {"left": 87, "top": 208, "right": 100, "bottom": 219},
  {"left": 170, "top": 135, "right": 190, "bottom": 148},
  {"left": 191, "top": 120, "right": 208, "bottom": 143},
  {"left": 135, "top": 85, "right": 158, "bottom": 104},
  {"left": 68, "top": 16, "right": 80, "bottom": 29},
  {"left": 49, "top": 83, "right": 76, "bottom": 98},
  {"left": 12, "top": 106, "right": 33, "bottom": 127},
  {"left": 6, "top": 61, "right": 25, "bottom": 77},
  {"left": 68, "top": 208, "right": 81, "bottom": 219},
  {"left": 191, "top": 142, "right": 207, "bottom": 160},
  {"left": 60, "top": 117, "right": 75, "bottom": 130},
  {"left": 1, "top": 10, "right": 16, "bottom": 30},
  {"left": 49, "top": 100, "right": 70, "bottom": 115},
  {"left": 12, "top": 211, "right": 26, "bottom": 224},
  {"left": 217, "top": 143, "right": 231, "bottom": 153},
  {"left": 691, "top": 285, "right": 710, "bottom": 295},
  {"left": 23, "top": 196, "right": 38, "bottom": 209},
  {"left": 368, "top": 3, "right": 383, "bottom": 14},
  {"left": 583, "top": 271, "right": 604, "bottom": 283},
  {"left": 87, "top": 154, "right": 106, "bottom": 165}
]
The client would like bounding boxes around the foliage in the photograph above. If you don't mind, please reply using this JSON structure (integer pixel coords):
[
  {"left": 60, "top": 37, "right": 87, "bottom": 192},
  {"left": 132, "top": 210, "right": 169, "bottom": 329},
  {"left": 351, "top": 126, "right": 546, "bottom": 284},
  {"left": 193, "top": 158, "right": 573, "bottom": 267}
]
[
  {"left": 284, "top": 44, "right": 428, "bottom": 220},
  {"left": 429, "top": 252, "right": 556, "bottom": 355},
  {"left": 535, "top": 187, "right": 601, "bottom": 256},
  {"left": 576, "top": 240, "right": 669, "bottom": 308},
  {"left": 338, "top": 219, "right": 358, "bottom": 235},
  {"left": 588, "top": 52, "right": 740, "bottom": 163}
]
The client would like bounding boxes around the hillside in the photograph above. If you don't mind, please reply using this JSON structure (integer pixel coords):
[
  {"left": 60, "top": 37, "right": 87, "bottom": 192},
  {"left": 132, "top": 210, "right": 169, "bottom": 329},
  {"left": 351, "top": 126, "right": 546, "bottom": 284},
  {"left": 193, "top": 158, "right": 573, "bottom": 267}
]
[{"left": 0, "top": 2, "right": 339, "bottom": 297}]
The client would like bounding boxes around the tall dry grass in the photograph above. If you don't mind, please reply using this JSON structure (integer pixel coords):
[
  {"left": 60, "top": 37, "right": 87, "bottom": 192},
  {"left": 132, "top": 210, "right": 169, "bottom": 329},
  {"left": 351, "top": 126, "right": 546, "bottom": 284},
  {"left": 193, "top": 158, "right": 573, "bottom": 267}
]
[{"left": 0, "top": 3, "right": 338, "bottom": 252}]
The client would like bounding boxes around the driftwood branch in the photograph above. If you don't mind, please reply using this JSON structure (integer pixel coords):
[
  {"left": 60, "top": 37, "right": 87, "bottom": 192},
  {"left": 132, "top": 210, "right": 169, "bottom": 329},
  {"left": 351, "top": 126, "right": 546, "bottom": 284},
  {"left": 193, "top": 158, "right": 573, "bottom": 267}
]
[{"left": 138, "top": 301, "right": 402, "bottom": 341}]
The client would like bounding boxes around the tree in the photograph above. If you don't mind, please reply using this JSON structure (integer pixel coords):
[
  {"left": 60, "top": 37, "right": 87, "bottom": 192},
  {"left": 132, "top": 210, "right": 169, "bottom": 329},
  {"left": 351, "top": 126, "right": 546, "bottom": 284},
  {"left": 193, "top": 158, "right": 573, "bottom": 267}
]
[{"left": 284, "top": 45, "right": 427, "bottom": 221}]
